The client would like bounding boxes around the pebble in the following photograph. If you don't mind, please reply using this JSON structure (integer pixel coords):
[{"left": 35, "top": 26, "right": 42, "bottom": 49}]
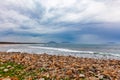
[
  {"left": 0, "top": 52, "right": 120, "bottom": 79},
  {"left": 39, "top": 78, "right": 45, "bottom": 80},
  {"left": 7, "top": 65, "right": 11, "bottom": 68},
  {"left": 79, "top": 74, "right": 85, "bottom": 78},
  {"left": 99, "top": 75, "right": 104, "bottom": 79},
  {"left": 2, "top": 78, "right": 11, "bottom": 80},
  {"left": 66, "top": 70, "right": 72, "bottom": 75},
  {"left": 3, "top": 69, "right": 9, "bottom": 72}
]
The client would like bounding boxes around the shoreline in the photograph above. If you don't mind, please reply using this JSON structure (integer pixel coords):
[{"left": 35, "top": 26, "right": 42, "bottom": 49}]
[
  {"left": 0, "top": 44, "right": 120, "bottom": 60},
  {"left": 0, "top": 43, "right": 120, "bottom": 60},
  {"left": 0, "top": 52, "right": 120, "bottom": 79}
]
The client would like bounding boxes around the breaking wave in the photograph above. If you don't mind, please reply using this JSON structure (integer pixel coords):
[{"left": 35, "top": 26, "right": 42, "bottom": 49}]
[
  {"left": 5, "top": 46, "right": 120, "bottom": 59},
  {"left": 29, "top": 46, "right": 94, "bottom": 54},
  {"left": 29, "top": 46, "right": 120, "bottom": 57}
]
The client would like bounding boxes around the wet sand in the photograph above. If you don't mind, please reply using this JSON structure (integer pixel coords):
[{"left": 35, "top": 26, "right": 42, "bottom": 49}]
[{"left": 0, "top": 52, "right": 120, "bottom": 80}]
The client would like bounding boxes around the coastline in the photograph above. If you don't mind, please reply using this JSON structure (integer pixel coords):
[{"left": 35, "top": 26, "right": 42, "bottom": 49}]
[
  {"left": 0, "top": 44, "right": 120, "bottom": 60},
  {"left": 0, "top": 52, "right": 120, "bottom": 80}
]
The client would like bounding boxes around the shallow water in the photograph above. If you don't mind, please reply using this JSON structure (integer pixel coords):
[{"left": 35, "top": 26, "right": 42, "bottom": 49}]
[{"left": 0, "top": 43, "right": 120, "bottom": 59}]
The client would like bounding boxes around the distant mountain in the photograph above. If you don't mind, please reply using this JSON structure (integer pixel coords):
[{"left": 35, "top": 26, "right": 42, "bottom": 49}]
[
  {"left": 61, "top": 41, "right": 70, "bottom": 43},
  {"left": 47, "top": 41, "right": 57, "bottom": 44},
  {"left": 107, "top": 42, "right": 116, "bottom": 44}
]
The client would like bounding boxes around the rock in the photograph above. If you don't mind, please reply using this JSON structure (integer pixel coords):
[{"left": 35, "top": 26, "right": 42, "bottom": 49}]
[
  {"left": 0, "top": 52, "right": 120, "bottom": 79},
  {"left": 66, "top": 70, "right": 72, "bottom": 75},
  {"left": 79, "top": 74, "right": 85, "bottom": 78},
  {"left": 88, "top": 77, "right": 99, "bottom": 80},
  {"left": 39, "top": 78, "right": 45, "bottom": 80},
  {"left": 3, "top": 69, "right": 9, "bottom": 72},
  {"left": 118, "top": 70, "right": 120, "bottom": 73},
  {"left": 99, "top": 74, "right": 111, "bottom": 80},
  {"left": 2, "top": 78, "right": 11, "bottom": 80},
  {"left": 7, "top": 65, "right": 11, "bottom": 68},
  {"left": 99, "top": 75, "right": 104, "bottom": 79},
  {"left": 11, "top": 77, "right": 18, "bottom": 80}
]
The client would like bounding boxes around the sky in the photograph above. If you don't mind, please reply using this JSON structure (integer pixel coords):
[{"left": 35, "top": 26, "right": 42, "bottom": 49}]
[{"left": 0, "top": 0, "right": 120, "bottom": 43}]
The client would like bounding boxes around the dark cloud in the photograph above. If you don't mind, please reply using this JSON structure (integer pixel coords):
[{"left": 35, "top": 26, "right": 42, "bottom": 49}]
[{"left": 0, "top": 0, "right": 120, "bottom": 43}]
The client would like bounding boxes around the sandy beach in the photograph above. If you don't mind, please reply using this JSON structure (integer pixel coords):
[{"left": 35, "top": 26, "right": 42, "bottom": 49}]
[{"left": 0, "top": 52, "right": 120, "bottom": 80}]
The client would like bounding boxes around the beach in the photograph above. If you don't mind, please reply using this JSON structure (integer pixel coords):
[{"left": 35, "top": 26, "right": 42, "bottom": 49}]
[
  {"left": 0, "top": 52, "right": 120, "bottom": 80},
  {"left": 1, "top": 0, "right": 120, "bottom": 79}
]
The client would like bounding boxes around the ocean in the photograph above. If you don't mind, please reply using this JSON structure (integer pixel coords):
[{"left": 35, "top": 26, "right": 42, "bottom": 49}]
[{"left": 0, "top": 43, "right": 120, "bottom": 59}]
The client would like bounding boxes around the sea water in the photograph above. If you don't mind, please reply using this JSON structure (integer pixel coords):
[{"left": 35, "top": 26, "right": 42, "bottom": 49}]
[{"left": 0, "top": 43, "right": 120, "bottom": 59}]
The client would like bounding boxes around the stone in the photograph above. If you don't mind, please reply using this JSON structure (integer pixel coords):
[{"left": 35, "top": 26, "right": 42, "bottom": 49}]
[
  {"left": 66, "top": 70, "right": 72, "bottom": 75},
  {"left": 39, "top": 78, "right": 45, "bottom": 80},
  {"left": 7, "top": 65, "right": 11, "bottom": 68},
  {"left": 3, "top": 69, "right": 9, "bottom": 72},
  {"left": 2, "top": 78, "right": 11, "bottom": 80},
  {"left": 79, "top": 74, "right": 85, "bottom": 78}
]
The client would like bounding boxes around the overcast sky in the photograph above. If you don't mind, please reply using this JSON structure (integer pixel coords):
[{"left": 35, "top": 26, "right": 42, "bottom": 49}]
[{"left": 0, "top": 0, "right": 120, "bottom": 43}]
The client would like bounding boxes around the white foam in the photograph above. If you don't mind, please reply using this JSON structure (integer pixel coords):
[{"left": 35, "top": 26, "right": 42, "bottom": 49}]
[
  {"left": 29, "top": 46, "right": 120, "bottom": 57},
  {"left": 29, "top": 46, "right": 94, "bottom": 54},
  {"left": 94, "top": 52, "right": 120, "bottom": 57},
  {"left": 108, "top": 53, "right": 120, "bottom": 57},
  {"left": 7, "top": 49, "right": 23, "bottom": 53},
  {"left": 6, "top": 46, "right": 120, "bottom": 59}
]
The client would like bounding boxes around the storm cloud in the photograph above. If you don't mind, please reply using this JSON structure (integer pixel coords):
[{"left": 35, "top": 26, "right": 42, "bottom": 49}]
[{"left": 0, "top": 0, "right": 120, "bottom": 43}]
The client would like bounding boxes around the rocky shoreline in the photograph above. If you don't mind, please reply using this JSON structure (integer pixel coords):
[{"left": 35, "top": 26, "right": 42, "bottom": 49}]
[{"left": 0, "top": 52, "right": 120, "bottom": 80}]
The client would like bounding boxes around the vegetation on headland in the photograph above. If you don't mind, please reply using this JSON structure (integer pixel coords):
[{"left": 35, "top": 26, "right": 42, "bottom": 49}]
[
  {"left": 0, "top": 42, "right": 45, "bottom": 44},
  {"left": 0, "top": 52, "right": 120, "bottom": 80}
]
